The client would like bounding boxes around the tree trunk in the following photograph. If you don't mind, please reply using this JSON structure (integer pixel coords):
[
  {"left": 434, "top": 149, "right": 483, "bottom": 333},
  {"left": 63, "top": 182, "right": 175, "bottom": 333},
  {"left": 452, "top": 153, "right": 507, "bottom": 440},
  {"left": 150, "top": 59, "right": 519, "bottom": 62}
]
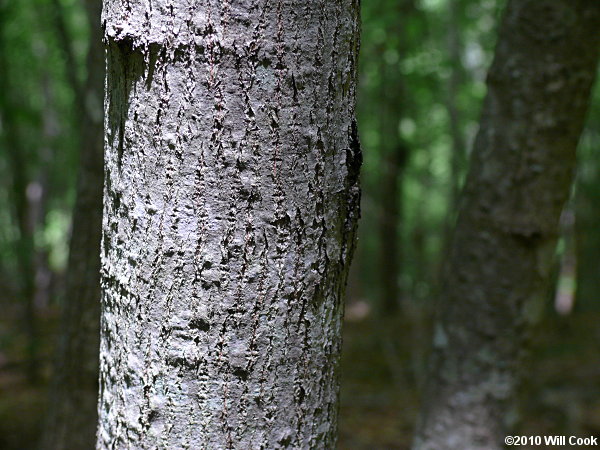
[
  {"left": 40, "top": 0, "right": 105, "bottom": 447},
  {"left": 376, "top": 0, "right": 415, "bottom": 315},
  {"left": 98, "top": 1, "right": 360, "bottom": 448},
  {"left": 380, "top": 142, "right": 407, "bottom": 314},
  {"left": 574, "top": 161, "right": 600, "bottom": 312},
  {"left": 0, "top": 4, "right": 40, "bottom": 383},
  {"left": 413, "top": 1, "right": 600, "bottom": 449},
  {"left": 445, "top": 0, "right": 467, "bottom": 223}
]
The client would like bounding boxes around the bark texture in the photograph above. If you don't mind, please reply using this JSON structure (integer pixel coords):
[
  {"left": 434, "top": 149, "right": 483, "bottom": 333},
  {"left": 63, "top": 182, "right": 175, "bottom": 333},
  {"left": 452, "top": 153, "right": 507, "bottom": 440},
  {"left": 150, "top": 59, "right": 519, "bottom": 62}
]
[
  {"left": 413, "top": 1, "right": 600, "bottom": 449},
  {"left": 98, "top": 1, "right": 360, "bottom": 448},
  {"left": 40, "top": 0, "right": 105, "bottom": 447}
]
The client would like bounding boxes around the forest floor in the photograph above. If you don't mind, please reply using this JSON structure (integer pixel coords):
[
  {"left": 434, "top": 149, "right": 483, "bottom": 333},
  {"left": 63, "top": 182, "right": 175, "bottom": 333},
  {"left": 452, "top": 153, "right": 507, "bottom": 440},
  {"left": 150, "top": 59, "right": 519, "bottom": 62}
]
[
  {"left": 0, "top": 304, "right": 599, "bottom": 449},
  {"left": 338, "top": 304, "right": 600, "bottom": 449}
]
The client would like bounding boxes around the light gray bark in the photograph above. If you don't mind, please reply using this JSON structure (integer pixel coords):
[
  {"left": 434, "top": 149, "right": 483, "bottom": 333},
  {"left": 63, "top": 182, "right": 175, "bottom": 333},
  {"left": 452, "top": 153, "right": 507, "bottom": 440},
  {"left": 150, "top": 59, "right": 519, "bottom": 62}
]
[
  {"left": 98, "top": 1, "right": 360, "bottom": 448},
  {"left": 413, "top": 1, "right": 600, "bottom": 449}
]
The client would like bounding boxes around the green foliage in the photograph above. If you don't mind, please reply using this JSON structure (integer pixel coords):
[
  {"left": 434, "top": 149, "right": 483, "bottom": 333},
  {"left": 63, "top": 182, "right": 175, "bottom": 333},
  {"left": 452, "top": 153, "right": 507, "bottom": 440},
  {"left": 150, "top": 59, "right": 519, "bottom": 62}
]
[
  {"left": 0, "top": 0, "right": 90, "bottom": 286},
  {"left": 355, "top": 0, "right": 503, "bottom": 305},
  {"left": 0, "top": 0, "right": 599, "bottom": 445}
]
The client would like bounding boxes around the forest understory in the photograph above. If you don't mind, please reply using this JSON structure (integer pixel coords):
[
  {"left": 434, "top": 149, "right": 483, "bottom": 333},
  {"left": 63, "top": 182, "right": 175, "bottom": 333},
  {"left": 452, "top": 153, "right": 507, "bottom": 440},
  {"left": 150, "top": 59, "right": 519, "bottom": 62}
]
[
  {"left": 1, "top": 305, "right": 599, "bottom": 449},
  {"left": 2, "top": 0, "right": 600, "bottom": 447}
]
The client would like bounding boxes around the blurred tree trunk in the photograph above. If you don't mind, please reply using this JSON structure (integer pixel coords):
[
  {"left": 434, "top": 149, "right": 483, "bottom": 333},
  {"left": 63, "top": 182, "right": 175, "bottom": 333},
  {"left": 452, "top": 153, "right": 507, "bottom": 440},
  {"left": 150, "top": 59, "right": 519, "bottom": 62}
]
[
  {"left": 377, "top": 61, "right": 403, "bottom": 314},
  {"left": 378, "top": 0, "right": 415, "bottom": 315},
  {"left": 5, "top": 129, "right": 39, "bottom": 383},
  {"left": 413, "top": 1, "right": 600, "bottom": 449},
  {"left": 446, "top": 0, "right": 467, "bottom": 214},
  {"left": 0, "top": 3, "right": 40, "bottom": 383},
  {"left": 379, "top": 136, "right": 408, "bottom": 314},
  {"left": 575, "top": 166, "right": 600, "bottom": 312},
  {"left": 98, "top": 1, "right": 360, "bottom": 448},
  {"left": 377, "top": 67, "right": 402, "bottom": 314},
  {"left": 40, "top": 0, "right": 104, "bottom": 447},
  {"left": 30, "top": 68, "right": 57, "bottom": 316}
]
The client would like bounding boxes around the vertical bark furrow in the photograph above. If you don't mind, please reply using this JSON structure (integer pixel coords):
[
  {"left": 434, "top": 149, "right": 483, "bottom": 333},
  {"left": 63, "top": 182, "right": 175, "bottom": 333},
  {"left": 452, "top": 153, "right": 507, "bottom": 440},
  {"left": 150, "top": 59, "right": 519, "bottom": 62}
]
[{"left": 99, "top": 1, "right": 360, "bottom": 448}]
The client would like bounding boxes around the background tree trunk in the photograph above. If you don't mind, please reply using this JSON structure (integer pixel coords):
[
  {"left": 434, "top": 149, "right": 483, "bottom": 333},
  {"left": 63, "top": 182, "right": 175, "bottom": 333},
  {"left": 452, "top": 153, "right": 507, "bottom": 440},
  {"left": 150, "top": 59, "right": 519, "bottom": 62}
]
[
  {"left": 575, "top": 163, "right": 600, "bottom": 312},
  {"left": 413, "top": 1, "right": 600, "bottom": 449},
  {"left": 445, "top": 0, "right": 467, "bottom": 215},
  {"left": 40, "top": 0, "right": 104, "bottom": 447},
  {"left": 376, "top": 0, "right": 415, "bottom": 315},
  {"left": 379, "top": 141, "right": 407, "bottom": 314},
  {"left": 0, "top": 3, "right": 40, "bottom": 383},
  {"left": 98, "top": 1, "right": 360, "bottom": 448}
]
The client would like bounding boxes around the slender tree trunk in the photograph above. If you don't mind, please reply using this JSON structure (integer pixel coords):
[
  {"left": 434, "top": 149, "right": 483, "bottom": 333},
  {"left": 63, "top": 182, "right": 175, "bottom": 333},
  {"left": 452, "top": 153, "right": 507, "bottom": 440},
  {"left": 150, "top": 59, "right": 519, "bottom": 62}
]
[
  {"left": 574, "top": 161, "right": 600, "bottom": 312},
  {"left": 380, "top": 141, "right": 407, "bottom": 314},
  {"left": 98, "top": 1, "right": 360, "bottom": 448},
  {"left": 31, "top": 69, "right": 57, "bottom": 314},
  {"left": 0, "top": 5, "right": 40, "bottom": 383},
  {"left": 40, "top": 0, "right": 104, "bottom": 447},
  {"left": 446, "top": 0, "right": 466, "bottom": 214},
  {"left": 9, "top": 144, "right": 40, "bottom": 383},
  {"left": 377, "top": 0, "right": 414, "bottom": 314},
  {"left": 413, "top": 1, "right": 600, "bottom": 449},
  {"left": 377, "top": 59, "right": 403, "bottom": 314}
]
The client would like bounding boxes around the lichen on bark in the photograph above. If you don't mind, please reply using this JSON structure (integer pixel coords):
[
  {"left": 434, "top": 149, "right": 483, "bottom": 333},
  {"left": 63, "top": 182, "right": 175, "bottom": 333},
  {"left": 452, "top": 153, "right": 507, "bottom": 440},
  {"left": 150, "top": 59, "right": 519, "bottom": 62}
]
[{"left": 98, "top": 1, "right": 361, "bottom": 448}]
